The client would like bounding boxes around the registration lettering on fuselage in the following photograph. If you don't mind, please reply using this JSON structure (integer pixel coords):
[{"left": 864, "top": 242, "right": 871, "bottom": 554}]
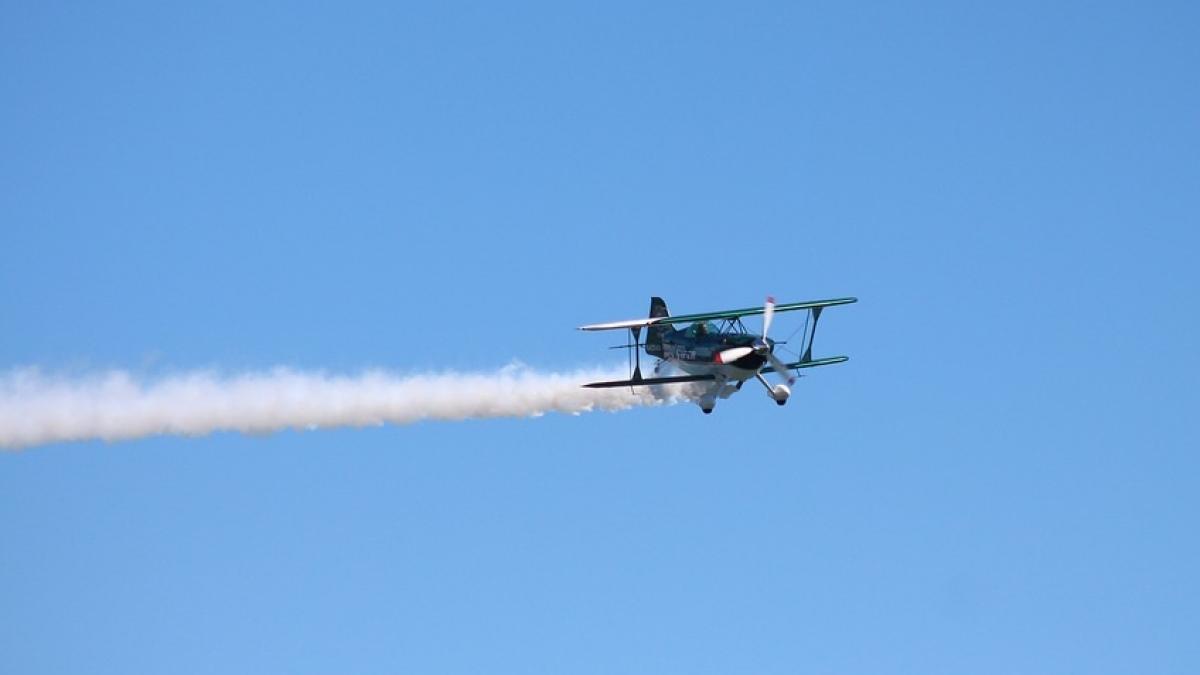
[{"left": 664, "top": 344, "right": 703, "bottom": 361}]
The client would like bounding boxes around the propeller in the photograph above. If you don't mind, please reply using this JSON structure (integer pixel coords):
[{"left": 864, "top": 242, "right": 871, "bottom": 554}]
[
  {"left": 766, "top": 351, "right": 795, "bottom": 386},
  {"left": 758, "top": 295, "right": 795, "bottom": 385},
  {"left": 762, "top": 295, "right": 776, "bottom": 339}
]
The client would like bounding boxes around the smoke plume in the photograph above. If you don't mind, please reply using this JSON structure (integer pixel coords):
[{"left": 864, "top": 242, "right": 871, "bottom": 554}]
[{"left": 0, "top": 364, "right": 699, "bottom": 450}]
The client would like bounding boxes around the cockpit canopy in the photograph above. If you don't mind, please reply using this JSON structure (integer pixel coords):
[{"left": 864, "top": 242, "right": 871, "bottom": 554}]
[{"left": 683, "top": 321, "right": 720, "bottom": 338}]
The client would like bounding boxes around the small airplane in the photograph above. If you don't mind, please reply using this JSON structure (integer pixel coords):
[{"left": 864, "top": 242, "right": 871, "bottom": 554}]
[{"left": 579, "top": 295, "right": 856, "bottom": 414}]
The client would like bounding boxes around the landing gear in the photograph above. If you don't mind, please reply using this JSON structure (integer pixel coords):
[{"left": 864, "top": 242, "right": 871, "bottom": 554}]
[
  {"left": 702, "top": 408, "right": 713, "bottom": 415},
  {"left": 755, "top": 372, "right": 791, "bottom": 406}
]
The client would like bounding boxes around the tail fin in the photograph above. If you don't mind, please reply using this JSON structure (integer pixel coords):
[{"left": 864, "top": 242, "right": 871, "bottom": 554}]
[
  {"left": 649, "top": 297, "right": 669, "bottom": 319},
  {"left": 646, "top": 297, "right": 669, "bottom": 356}
]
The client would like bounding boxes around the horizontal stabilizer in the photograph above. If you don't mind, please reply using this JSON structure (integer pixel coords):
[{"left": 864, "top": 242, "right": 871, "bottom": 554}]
[
  {"left": 582, "top": 373, "right": 715, "bottom": 389},
  {"left": 761, "top": 356, "right": 849, "bottom": 375}
]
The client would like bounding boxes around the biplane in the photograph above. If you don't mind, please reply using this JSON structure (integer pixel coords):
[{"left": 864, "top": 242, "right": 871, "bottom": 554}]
[{"left": 579, "top": 295, "right": 856, "bottom": 414}]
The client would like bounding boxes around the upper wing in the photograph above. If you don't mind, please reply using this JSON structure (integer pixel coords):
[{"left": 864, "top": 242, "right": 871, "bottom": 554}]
[
  {"left": 577, "top": 317, "right": 661, "bottom": 332},
  {"left": 660, "top": 297, "right": 857, "bottom": 325},
  {"left": 578, "top": 296, "right": 857, "bottom": 331}
]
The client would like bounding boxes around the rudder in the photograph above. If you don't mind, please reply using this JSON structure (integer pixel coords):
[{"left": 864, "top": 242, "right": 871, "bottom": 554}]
[{"left": 646, "top": 297, "right": 669, "bottom": 356}]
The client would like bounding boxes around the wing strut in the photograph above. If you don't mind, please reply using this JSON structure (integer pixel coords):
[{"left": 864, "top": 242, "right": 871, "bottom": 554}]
[
  {"left": 633, "top": 324, "right": 643, "bottom": 381},
  {"left": 801, "top": 306, "right": 823, "bottom": 363},
  {"left": 608, "top": 327, "right": 646, "bottom": 393},
  {"left": 630, "top": 326, "right": 642, "bottom": 391}
]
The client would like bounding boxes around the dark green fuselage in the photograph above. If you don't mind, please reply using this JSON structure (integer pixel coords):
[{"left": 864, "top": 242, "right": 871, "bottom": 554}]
[{"left": 647, "top": 322, "right": 775, "bottom": 375}]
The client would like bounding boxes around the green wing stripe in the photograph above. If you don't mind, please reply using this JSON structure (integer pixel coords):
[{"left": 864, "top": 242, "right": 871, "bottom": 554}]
[
  {"left": 659, "top": 297, "right": 857, "bottom": 325},
  {"left": 761, "top": 356, "right": 850, "bottom": 374}
]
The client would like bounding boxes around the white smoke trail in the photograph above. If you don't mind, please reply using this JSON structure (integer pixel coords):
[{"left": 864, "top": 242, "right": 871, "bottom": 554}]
[{"left": 0, "top": 363, "right": 702, "bottom": 450}]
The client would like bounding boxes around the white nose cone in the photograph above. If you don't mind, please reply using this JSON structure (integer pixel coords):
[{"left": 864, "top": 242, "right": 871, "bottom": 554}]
[{"left": 714, "top": 346, "right": 753, "bottom": 364}]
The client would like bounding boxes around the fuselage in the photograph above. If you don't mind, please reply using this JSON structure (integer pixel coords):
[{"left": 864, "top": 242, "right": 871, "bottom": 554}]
[{"left": 647, "top": 324, "right": 776, "bottom": 381}]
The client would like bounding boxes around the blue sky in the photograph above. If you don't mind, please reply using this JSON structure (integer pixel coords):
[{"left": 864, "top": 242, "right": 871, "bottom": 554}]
[{"left": 2, "top": 1, "right": 1198, "bottom": 673}]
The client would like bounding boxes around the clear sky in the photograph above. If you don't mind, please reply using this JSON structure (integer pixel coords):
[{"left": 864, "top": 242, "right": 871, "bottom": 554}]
[{"left": 2, "top": 1, "right": 1198, "bottom": 673}]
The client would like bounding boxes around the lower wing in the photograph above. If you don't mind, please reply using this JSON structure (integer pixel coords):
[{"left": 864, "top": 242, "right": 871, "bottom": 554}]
[
  {"left": 582, "top": 374, "right": 715, "bottom": 389},
  {"left": 582, "top": 356, "right": 849, "bottom": 388},
  {"left": 761, "top": 356, "right": 849, "bottom": 374}
]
